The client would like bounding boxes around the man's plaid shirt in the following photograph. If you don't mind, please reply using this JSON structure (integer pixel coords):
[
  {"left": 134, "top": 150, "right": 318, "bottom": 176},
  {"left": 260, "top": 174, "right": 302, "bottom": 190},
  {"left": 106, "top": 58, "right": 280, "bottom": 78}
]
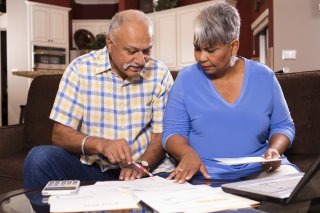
[{"left": 50, "top": 47, "right": 175, "bottom": 173}]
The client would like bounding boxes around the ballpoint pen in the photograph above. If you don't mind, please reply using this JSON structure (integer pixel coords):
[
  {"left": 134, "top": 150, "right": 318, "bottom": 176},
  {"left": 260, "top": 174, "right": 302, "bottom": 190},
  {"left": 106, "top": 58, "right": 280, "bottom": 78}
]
[{"left": 132, "top": 161, "right": 154, "bottom": 177}]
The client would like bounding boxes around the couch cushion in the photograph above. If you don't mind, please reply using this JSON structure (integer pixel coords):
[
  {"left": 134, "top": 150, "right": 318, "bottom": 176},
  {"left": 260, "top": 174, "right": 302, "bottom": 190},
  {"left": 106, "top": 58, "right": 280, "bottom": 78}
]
[
  {"left": 276, "top": 70, "right": 320, "bottom": 155},
  {"left": 24, "top": 75, "right": 62, "bottom": 149},
  {"left": 0, "top": 151, "right": 27, "bottom": 178}
]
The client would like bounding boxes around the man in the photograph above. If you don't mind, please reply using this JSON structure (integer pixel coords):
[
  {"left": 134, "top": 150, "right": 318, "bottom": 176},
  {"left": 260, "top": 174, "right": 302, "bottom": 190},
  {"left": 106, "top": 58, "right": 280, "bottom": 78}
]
[{"left": 24, "top": 9, "right": 174, "bottom": 189}]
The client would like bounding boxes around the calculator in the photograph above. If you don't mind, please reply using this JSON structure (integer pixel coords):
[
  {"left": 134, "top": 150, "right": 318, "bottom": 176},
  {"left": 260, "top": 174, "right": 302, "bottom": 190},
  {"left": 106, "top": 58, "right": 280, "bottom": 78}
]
[{"left": 41, "top": 180, "right": 80, "bottom": 196}]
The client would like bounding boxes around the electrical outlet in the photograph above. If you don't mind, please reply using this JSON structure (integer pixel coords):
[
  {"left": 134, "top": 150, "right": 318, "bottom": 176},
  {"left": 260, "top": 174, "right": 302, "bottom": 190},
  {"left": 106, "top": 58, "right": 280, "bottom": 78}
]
[{"left": 282, "top": 50, "right": 296, "bottom": 60}]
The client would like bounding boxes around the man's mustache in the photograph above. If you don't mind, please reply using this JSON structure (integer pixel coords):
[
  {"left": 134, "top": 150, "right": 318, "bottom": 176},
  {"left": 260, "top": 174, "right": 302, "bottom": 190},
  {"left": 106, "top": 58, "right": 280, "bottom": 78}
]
[{"left": 123, "top": 62, "right": 144, "bottom": 70}]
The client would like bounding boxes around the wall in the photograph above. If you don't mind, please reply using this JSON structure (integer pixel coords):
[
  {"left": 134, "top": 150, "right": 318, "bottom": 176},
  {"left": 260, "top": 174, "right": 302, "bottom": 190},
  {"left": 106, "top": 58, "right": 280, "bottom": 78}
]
[
  {"left": 26, "top": 0, "right": 72, "bottom": 8},
  {"left": 273, "top": 0, "right": 320, "bottom": 73},
  {"left": 72, "top": 3, "right": 118, "bottom": 19},
  {"left": 236, "top": 0, "right": 254, "bottom": 59},
  {"left": 7, "top": 0, "right": 30, "bottom": 124}
]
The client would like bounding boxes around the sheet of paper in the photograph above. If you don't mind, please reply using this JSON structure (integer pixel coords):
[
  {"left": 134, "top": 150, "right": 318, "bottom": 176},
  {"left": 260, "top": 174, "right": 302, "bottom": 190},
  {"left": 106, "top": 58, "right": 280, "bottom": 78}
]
[
  {"left": 48, "top": 185, "right": 139, "bottom": 212},
  {"left": 95, "top": 176, "right": 196, "bottom": 193},
  {"left": 135, "top": 185, "right": 259, "bottom": 213},
  {"left": 214, "top": 156, "right": 281, "bottom": 165}
]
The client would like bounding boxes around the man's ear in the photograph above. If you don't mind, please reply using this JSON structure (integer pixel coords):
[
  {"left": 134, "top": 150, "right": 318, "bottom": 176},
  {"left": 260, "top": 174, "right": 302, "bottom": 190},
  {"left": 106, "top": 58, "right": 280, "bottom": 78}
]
[
  {"left": 105, "top": 36, "right": 113, "bottom": 52},
  {"left": 231, "top": 39, "right": 240, "bottom": 56}
]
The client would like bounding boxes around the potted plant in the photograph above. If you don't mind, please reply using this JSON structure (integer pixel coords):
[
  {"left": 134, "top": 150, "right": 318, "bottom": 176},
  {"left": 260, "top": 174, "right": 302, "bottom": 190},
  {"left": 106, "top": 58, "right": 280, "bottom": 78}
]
[{"left": 154, "top": 0, "right": 178, "bottom": 11}]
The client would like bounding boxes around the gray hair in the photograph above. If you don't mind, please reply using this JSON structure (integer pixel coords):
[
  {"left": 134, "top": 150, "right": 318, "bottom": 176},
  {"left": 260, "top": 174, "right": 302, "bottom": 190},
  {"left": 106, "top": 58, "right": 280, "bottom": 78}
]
[
  {"left": 194, "top": 2, "right": 240, "bottom": 47},
  {"left": 108, "top": 9, "right": 154, "bottom": 41}
]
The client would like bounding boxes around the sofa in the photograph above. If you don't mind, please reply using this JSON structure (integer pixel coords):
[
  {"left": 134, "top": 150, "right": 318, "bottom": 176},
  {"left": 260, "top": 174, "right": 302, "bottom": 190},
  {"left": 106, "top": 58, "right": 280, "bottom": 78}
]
[{"left": 0, "top": 70, "right": 319, "bottom": 195}]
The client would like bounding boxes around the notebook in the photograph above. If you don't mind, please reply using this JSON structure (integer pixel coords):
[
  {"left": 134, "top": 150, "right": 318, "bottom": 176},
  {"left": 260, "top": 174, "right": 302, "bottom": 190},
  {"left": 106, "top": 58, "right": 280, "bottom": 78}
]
[{"left": 221, "top": 156, "right": 320, "bottom": 204}]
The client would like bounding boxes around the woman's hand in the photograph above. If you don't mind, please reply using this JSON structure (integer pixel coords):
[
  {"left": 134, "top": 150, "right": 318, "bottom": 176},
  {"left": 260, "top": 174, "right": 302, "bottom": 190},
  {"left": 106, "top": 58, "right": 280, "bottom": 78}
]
[
  {"left": 167, "top": 150, "right": 211, "bottom": 183},
  {"left": 262, "top": 147, "right": 281, "bottom": 172}
]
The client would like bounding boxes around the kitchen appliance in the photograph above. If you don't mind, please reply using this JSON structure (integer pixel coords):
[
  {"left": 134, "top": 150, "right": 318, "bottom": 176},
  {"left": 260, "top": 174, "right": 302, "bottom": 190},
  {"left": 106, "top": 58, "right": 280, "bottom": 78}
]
[{"left": 33, "top": 45, "right": 67, "bottom": 71}]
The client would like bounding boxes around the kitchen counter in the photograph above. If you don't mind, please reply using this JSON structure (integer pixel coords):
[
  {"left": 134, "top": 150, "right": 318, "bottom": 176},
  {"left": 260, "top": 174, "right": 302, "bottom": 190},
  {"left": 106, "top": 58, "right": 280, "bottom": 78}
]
[
  {"left": 12, "top": 70, "right": 64, "bottom": 78},
  {"left": 13, "top": 69, "right": 179, "bottom": 79}
]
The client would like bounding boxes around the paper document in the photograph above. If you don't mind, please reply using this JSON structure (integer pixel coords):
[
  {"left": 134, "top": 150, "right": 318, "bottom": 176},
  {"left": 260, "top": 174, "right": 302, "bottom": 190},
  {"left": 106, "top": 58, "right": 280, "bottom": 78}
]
[
  {"left": 95, "top": 175, "right": 195, "bottom": 192},
  {"left": 48, "top": 176, "right": 259, "bottom": 212},
  {"left": 48, "top": 185, "right": 139, "bottom": 212},
  {"left": 135, "top": 185, "right": 259, "bottom": 213},
  {"left": 214, "top": 156, "right": 281, "bottom": 165}
]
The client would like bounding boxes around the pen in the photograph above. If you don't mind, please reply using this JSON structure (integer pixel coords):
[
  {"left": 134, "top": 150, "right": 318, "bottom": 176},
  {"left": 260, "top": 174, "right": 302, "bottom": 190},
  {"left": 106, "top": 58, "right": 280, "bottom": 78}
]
[{"left": 132, "top": 161, "right": 154, "bottom": 177}]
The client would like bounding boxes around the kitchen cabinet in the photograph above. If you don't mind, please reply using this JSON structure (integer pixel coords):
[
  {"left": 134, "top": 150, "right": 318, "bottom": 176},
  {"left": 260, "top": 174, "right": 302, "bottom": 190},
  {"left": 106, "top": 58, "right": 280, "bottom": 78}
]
[
  {"left": 6, "top": 1, "right": 70, "bottom": 125},
  {"left": 150, "top": 2, "right": 204, "bottom": 70},
  {"left": 154, "top": 11, "right": 177, "bottom": 69},
  {"left": 72, "top": 20, "right": 111, "bottom": 49},
  {"left": 176, "top": 7, "right": 199, "bottom": 68},
  {"left": 28, "top": 3, "right": 70, "bottom": 46}
]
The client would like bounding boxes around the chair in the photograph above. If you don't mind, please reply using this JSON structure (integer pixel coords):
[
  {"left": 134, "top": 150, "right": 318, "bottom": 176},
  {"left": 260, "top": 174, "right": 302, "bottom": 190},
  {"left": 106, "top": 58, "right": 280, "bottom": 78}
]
[{"left": 0, "top": 75, "right": 62, "bottom": 194}]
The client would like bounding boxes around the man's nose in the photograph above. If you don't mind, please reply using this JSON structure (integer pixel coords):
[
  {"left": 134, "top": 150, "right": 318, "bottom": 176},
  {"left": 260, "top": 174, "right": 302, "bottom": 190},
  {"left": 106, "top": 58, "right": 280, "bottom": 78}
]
[{"left": 135, "top": 51, "right": 147, "bottom": 65}]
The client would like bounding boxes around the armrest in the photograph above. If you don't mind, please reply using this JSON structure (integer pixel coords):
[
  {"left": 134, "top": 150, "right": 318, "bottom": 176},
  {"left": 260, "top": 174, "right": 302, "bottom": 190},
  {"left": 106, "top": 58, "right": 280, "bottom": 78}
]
[{"left": 0, "top": 124, "right": 25, "bottom": 157}]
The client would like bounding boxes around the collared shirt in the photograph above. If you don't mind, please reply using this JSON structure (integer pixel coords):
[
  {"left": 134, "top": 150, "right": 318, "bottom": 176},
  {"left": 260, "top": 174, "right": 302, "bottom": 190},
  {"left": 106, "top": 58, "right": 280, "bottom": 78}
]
[{"left": 50, "top": 47, "right": 175, "bottom": 173}]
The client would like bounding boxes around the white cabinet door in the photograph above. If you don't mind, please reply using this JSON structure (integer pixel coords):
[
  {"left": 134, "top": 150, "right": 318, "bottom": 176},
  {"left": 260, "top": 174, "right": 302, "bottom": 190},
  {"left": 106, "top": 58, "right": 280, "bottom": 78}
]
[
  {"left": 49, "top": 8, "right": 68, "bottom": 44},
  {"left": 155, "top": 11, "right": 176, "bottom": 69},
  {"left": 176, "top": 7, "right": 198, "bottom": 68},
  {"left": 96, "top": 22, "right": 110, "bottom": 35},
  {"left": 32, "top": 6, "right": 50, "bottom": 43},
  {"left": 30, "top": 5, "right": 69, "bottom": 46},
  {"left": 147, "top": 13, "right": 156, "bottom": 58}
]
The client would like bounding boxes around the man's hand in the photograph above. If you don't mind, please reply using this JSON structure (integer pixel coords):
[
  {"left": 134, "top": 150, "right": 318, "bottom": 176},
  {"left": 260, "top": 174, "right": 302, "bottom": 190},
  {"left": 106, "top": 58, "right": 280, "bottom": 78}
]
[{"left": 98, "top": 138, "right": 132, "bottom": 165}]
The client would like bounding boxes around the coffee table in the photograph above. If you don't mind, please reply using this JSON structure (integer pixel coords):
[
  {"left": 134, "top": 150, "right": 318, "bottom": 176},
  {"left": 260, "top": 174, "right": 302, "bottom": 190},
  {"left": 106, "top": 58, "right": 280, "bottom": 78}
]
[
  {"left": 0, "top": 186, "right": 267, "bottom": 213},
  {"left": 2, "top": 181, "right": 317, "bottom": 213}
]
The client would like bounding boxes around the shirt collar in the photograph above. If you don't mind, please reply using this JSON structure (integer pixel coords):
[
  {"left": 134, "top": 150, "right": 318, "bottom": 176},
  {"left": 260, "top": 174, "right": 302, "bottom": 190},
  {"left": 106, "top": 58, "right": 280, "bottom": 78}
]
[
  {"left": 93, "top": 46, "right": 150, "bottom": 82},
  {"left": 94, "top": 46, "right": 112, "bottom": 75}
]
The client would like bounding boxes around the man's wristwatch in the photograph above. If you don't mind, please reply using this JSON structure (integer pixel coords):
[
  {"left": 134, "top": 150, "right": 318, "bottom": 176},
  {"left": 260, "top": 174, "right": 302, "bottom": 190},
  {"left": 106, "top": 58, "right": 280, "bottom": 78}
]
[{"left": 136, "top": 160, "right": 150, "bottom": 171}]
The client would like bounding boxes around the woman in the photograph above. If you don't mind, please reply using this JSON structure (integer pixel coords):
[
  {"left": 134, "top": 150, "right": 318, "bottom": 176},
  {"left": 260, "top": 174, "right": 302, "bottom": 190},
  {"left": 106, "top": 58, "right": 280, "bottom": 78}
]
[{"left": 162, "top": 2, "right": 299, "bottom": 183}]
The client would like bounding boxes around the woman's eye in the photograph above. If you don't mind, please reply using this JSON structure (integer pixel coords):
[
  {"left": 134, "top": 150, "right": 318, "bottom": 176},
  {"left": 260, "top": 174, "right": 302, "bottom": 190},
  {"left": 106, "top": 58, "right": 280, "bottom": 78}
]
[{"left": 194, "top": 47, "right": 200, "bottom": 51}]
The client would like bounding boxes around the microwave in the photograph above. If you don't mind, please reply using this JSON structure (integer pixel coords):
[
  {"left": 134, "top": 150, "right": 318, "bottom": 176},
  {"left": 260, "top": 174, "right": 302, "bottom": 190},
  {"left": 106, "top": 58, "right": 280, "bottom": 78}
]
[{"left": 33, "top": 45, "right": 67, "bottom": 71}]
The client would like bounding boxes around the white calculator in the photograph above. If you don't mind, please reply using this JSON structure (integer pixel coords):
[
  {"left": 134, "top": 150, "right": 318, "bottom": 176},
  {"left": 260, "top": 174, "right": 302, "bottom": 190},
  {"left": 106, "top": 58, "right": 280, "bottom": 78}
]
[{"left": 41, "top": 180, "right": 80, "bottom": 196}]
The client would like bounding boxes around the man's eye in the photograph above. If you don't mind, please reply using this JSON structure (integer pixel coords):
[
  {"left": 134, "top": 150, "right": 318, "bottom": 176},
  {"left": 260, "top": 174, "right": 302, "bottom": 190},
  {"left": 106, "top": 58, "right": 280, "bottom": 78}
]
[
  {"left": 128, "top": 50, "right": 136, "bottom": 55},
  {"left": 142, "top": 49, "right": 151, "bottom": 55}
]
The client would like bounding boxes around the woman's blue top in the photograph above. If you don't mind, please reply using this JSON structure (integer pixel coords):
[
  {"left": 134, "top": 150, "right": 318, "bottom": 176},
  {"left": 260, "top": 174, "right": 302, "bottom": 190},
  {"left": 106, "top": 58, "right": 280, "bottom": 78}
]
[{"left": 162, "top": 58, "right": 296, "bottom": 180}]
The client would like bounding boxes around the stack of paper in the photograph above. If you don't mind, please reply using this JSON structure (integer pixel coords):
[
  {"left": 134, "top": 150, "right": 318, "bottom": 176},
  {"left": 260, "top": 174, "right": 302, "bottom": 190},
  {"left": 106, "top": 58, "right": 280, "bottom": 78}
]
[
  {"left": 48, "top": 176, "right": 259, "bottom": 213},
  {"left": 134, "top": 184, "right": 259, "bottom": 213}
]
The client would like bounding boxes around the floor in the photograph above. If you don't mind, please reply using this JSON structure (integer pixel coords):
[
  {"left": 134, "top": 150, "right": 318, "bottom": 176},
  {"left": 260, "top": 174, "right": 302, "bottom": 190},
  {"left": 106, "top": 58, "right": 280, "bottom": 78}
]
[{"left": 1, "top": 194, "right": 35, "bottom": 213}]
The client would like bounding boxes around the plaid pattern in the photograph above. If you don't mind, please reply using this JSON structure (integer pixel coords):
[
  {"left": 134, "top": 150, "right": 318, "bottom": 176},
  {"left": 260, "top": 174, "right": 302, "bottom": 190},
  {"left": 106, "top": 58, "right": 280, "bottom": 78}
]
[{"left": 50, "top": 47, "right": 175, "bottom": 173}]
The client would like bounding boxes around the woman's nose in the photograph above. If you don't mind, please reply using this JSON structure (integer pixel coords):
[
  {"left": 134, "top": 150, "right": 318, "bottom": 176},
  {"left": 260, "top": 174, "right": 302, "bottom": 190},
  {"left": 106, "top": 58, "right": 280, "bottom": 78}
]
[{"left": 195, "top": 50, "right": 207, "bottom": 62}]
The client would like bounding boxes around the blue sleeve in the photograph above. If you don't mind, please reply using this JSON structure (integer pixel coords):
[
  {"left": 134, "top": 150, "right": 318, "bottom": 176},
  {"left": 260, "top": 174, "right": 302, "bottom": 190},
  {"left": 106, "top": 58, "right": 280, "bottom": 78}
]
[
  {"left": 162, "top": 73, "right": 190, "bottom": 149},
  {"left": 269, "top": 74, "right": 295, "bottom": 144}
]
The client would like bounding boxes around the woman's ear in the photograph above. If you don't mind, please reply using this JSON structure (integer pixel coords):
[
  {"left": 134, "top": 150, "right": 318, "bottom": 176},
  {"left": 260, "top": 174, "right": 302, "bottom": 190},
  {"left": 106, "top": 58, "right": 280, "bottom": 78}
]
[{"left": 231, "top": 39, "right": 240, "bottom": 56}]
